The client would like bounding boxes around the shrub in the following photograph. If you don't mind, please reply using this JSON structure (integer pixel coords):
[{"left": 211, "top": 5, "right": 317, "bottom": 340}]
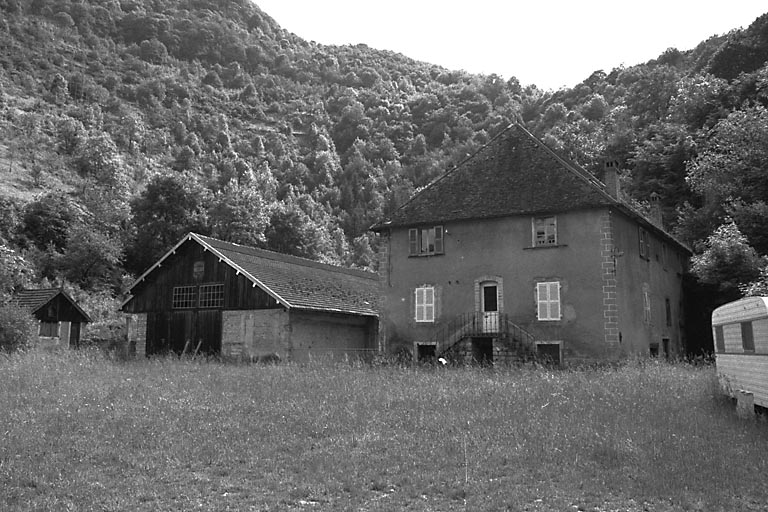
[{"left": 0, "top": 304, "right": 38, "bottom": 352}]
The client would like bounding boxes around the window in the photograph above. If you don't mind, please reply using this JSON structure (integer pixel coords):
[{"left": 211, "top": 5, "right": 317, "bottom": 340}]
[
  {"left": 199, "top": 283, "right": 224, "bottom": 308},
  {"left": 172, "top": 285, "right": 197, "bottom": 309},
  {"left": 415, "top": 286, "right": 435, "bottom": 322},
  {"left": 665, "top": 298, "right": 672, "bottom": 327},
  {"left": 536, "top": 282, "right": 561, "bottom": 321},
  {"left": 39, "top": 321, "right": 59, "bottom": 337},
  {"left": 742, "top": 321, "right": 755, "bottom": 352},
  {"left": 639, "top": 228, "right": 650, "bottom": 260},
  {"left": 409, "top": 226, "right": 444, "bottom": 256},
  {"left": 714, "top": 326, "right": 725, "bottom": 353},
  {"left": 661, "top": 243, "right": 669, "bottom": 269},
  {"left": 533, "top": 216, "right": 557, "bottom": 246},
  {"left": 642, "top": 285, "right": 651, "bottom": 325}
]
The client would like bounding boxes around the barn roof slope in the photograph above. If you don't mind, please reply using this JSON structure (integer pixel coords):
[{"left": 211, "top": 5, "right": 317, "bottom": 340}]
[
  {"left": 10, "top": 288, "right": 92, "bottom": 322},
  {"left": 371, "top": 122, "right": 690, "bottom": 253},
  {"left": 127, "top": 233, "right": 379, "bottom": 317}
]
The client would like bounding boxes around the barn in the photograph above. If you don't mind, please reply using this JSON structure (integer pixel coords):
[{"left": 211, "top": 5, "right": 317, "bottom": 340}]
[
  {"left": 10, "top": 288, "right": 91, "bottom": 348},
  {"left": 121, "top": 233, "right": 380, "bottom": 362}
]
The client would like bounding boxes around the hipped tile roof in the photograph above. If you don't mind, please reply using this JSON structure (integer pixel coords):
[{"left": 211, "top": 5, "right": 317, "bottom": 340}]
[
  {"left": 373, "top": 123, "right": 613, "bottom": 229},
  {"left": 372, "top": 123, "right": 690, "bottom": 253},
  {"left": 126, "top": 233, "right": 379, "bottom": 317}
]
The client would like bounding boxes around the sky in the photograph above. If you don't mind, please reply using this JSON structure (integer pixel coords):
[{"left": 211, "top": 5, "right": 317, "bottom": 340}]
[{"left": 253, "top": 1, "right": 768, "bottom": 90}]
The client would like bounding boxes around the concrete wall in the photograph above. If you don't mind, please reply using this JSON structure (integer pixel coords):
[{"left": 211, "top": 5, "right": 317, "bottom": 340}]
[
  {"left": 221, "top": 309, "right": 289, "bottom": 360},
  {"left": 379, "top": 208, "right": 687, "bottom": 362},
  {"left": 289, "top": 311, "right": 376, "bottom": 363}
]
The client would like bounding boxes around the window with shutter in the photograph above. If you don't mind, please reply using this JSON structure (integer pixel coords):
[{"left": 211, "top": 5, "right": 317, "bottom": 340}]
[
  {"left": 408, "top": 226, "right": 444, "bottom": 256},
  {"left": 415, "top": 286, "right": 435, "bottom": 322},
  {"left": 536, "top": 282, "right": 561, "bottom": 321}
]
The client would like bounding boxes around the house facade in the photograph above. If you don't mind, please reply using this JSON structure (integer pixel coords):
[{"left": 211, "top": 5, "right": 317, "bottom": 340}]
[
  {"left": 122, "top": 233, "right": 379, "bottom": 362},
  {"left": 372, "top": 123, "right": 691, "bottom": 364},
  {"left": 11, "top": 288, "right": 91, "bottom": 348}
]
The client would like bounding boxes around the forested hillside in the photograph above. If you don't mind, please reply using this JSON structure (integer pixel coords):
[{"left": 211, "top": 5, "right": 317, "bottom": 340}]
[{"left": 1, "top": 0, "right": 767, "bottom": 340}]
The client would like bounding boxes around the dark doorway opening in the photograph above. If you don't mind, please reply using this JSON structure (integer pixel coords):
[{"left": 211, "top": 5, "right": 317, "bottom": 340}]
[
  {"left": 536, "top": 343, "right": 561, "bottom": 364},
  {"left": 416, "top": 343, "right": 436, "bottom": 363},
  {"left": 471, "top": 337, "right": 493, "bottom": 364}
]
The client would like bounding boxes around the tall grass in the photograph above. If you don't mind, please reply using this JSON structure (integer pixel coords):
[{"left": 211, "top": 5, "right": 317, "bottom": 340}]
[{"left": 1, "top": 350, "right": 767, "bottom": 511}]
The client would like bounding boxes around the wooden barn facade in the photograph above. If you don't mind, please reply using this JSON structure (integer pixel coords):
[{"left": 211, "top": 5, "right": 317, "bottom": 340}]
[
  {"left": 121, "top": 233, "right": 379, "bottom": 362},
  {"left": 11, "top": 288, "right": 91, "bottom": 348}
]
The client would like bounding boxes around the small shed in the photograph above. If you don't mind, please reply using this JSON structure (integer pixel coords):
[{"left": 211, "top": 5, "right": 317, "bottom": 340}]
[
  {"left": 712, "top": 296, "right": 768, "bottom": 410},
  {"left": 121, "top": 233, "right": 380, "bottom": 362},
  {"left": 10, "top": 288, "right": 91, "bottom": 348}
]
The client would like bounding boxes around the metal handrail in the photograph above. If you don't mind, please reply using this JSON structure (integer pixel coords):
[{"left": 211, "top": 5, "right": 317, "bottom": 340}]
[{"left": 431, "top": 312, "right": 537, "bottom": 355}]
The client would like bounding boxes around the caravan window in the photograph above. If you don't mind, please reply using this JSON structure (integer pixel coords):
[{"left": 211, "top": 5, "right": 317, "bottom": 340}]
[{"left": 741, "top": 321, "right": 755, "bottom": 352}]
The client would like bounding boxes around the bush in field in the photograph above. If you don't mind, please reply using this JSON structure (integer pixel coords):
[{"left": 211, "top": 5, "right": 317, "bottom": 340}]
[{"left": 0, "top": 304, "right": 37, "bottom": 352}]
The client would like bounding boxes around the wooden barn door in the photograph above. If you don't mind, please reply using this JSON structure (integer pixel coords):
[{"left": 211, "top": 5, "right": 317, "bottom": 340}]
[
  {"left": 146, "top": 312, "right": 171, "bottom": 355},
  {"left": 170, "top": 311, "right": 195, "bottom": 354},
  {"left": 195, "top": 310, "right": 222, "bottom": 355}
]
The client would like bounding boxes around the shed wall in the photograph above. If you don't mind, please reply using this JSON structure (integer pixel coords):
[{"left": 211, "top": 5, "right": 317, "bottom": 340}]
[
  {"left": 289, "top": 311, "right": 376, "bottom": 363},
  {"left": 221, "top": 309, "right": 289, "bottom": 360}
]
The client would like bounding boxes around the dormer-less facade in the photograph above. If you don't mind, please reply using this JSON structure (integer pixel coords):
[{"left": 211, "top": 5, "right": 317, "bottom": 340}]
[{"left": 371, "top": 123, "right": 691, "bottom": 364}]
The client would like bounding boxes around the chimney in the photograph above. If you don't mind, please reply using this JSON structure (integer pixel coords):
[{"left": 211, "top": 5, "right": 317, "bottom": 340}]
[
  {"left": 649, "top": 192, "right": 663, "bottom": 227},
  {"left": 603, "top": 160, "right": 620, "bottom": 199}
]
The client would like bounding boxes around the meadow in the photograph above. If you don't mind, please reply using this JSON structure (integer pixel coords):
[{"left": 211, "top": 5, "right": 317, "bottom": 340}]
[{"left": 1, "top": 350, "right": 767, "bottom": 512}]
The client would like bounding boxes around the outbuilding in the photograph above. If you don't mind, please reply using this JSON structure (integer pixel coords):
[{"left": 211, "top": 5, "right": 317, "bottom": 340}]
[
  {"left": 10, "top": 288, "right": 91, "bottom": 348},
  {"left": 121, "top": 233, "right": 379, "bottom": 362},
  {"left": 712, "top": 296, "right": 768, "bottom": 410}
]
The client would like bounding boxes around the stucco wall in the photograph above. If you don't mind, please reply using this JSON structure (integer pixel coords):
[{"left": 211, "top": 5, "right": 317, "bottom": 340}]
[
  {"left": 379, "top": 208, "right": 687, "bottom": 362},
  {"left": 381, "top": 210, "right": 611, "bottom": 361},
  {"left": 612, "top": 213, "right": 686, "bottom": 358}
]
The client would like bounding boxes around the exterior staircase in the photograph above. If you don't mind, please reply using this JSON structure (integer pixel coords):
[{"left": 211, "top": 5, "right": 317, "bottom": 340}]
[{"left": 429, "top": 312, "right": 538, "bottom": 363}]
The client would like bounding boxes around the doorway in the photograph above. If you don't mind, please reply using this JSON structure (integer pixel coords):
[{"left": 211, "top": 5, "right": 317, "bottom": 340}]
[
  {"left": 481, "top": 283, "right": 499, "bottom": 333},
  {"left": 471, "top": 337, "right": 494, "bottom": 364}
]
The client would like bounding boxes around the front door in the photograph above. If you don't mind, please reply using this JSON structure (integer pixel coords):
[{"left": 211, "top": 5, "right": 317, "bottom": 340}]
[{"left": 481, "top": 284, "right": 499, "bottom": 333}]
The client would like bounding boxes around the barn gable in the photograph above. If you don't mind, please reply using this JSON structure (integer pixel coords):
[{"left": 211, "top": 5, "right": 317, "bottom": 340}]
[{"left": 122, "top": 233, "right": 379, "bottom": 360}]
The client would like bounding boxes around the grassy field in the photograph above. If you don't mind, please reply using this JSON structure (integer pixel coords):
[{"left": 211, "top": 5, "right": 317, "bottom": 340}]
[{"left": 1, "top": 350, "right": 767, "bottom": 511}]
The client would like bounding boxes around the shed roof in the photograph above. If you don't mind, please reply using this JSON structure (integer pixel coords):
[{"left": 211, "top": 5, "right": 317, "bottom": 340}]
[
  {"left": 372, "top": 122, "right": 690, "bottom": 253},
  {"left": 10, "top": 288, "right": 92, "bottom": 322},
  {"left": 125, "top": 233, "right": 379, "bottom": 317}
]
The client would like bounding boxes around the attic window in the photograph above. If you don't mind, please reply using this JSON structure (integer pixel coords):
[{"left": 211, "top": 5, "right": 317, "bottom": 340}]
[
  {"left": 533, "top": 216, "right": 557, "bottom": 246},
  {"left": 409, "top": 226, "right": 444, "bottom": 256}
]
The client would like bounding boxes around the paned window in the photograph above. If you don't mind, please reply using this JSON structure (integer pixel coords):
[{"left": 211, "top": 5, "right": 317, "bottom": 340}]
[
  {"left": 536, "top": 282, "right": 561, "bottom": 321},
  {"left": 172, "top": 285, "right": 197, "bottom": 309},
  {"left": 742, "top": 321, "right": 755, "bottom": 352},
  {"left": 639, "top": 228, "right": 651, "bottom": 260},
  {"left": 409, "top": 226, "right": 444, "bottom": 256},
  {"left": 199, "top": 283, "right": 224, "bottom": 308},
  {"left": 39, "top": 321, "right": 59, "bottom": 337},
  {"left": 415, "top": 286, "right": 435, "bottom": 322},
  {"left": 533, "top": 216, "right": 557, "bottom": 246}
]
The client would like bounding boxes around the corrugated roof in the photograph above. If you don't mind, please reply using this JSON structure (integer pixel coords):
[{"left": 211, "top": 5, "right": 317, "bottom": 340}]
[{"left": 125, "top": 234, "right": 379, "bottom": 317}]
